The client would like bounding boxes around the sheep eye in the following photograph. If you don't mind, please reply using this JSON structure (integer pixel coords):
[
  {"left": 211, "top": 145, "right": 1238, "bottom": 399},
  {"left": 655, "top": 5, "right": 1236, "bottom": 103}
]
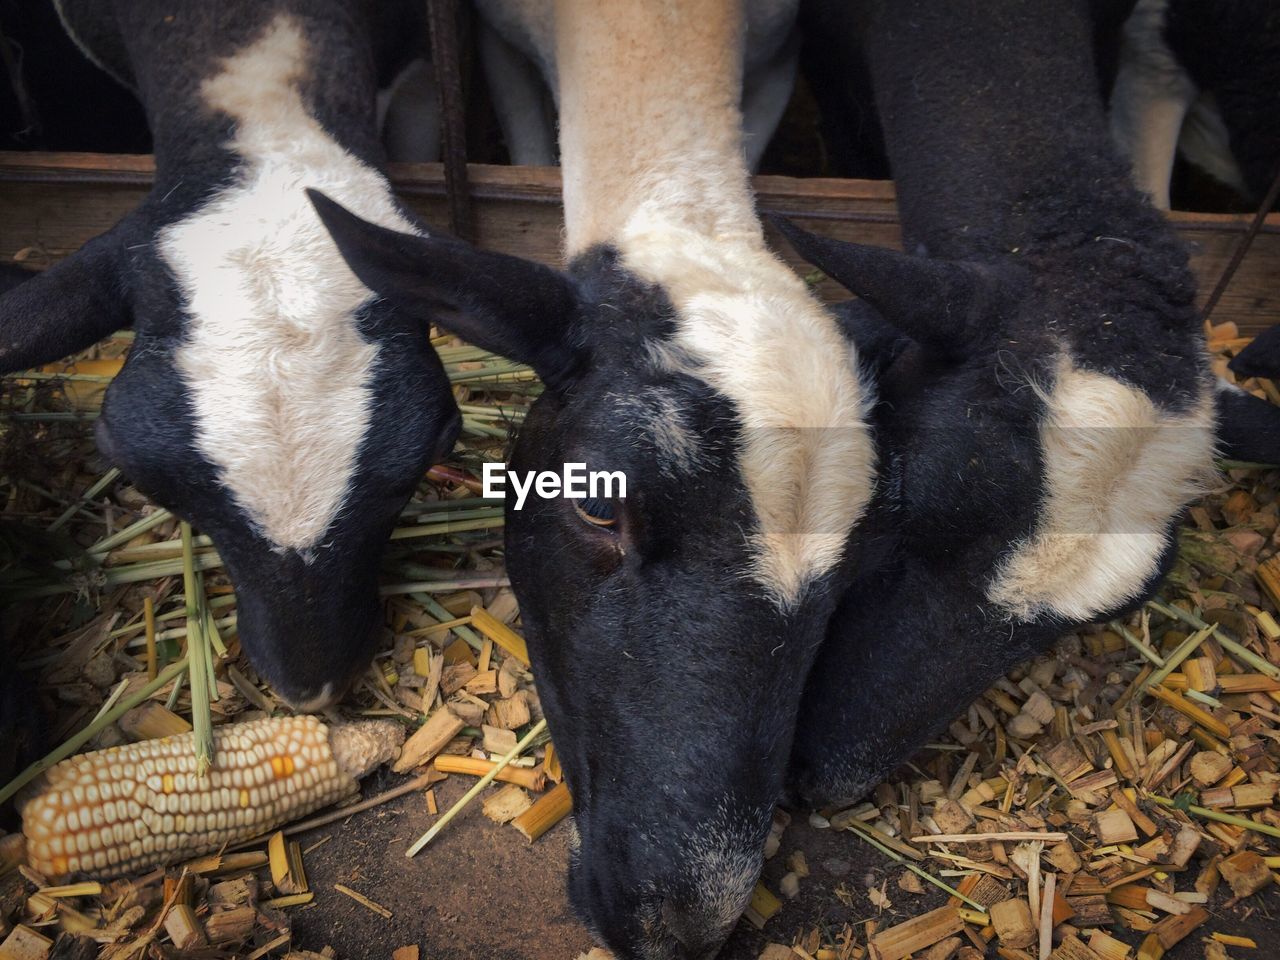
[{"left": 573, "top": 496, "right": 616, "bottom": 528}]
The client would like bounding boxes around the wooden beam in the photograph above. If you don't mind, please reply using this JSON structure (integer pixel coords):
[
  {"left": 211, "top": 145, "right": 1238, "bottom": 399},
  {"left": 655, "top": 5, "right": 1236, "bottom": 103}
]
[{"left": 0, "top": 152, "right": 1274, "bottom": 334}]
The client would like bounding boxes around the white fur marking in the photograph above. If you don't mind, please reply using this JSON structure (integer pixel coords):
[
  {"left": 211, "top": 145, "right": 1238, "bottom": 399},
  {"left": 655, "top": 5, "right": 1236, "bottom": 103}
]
[
  {"left": 623, "top": 225, "right": 875, "bottom": 607},
  {"left": 650, "top": 392, "right": 704, "bottom": 478},
  {"left": 987, "top": 360, "right": 1215, "bottom": 621},
  {"left": 162, "top": 16, "right": 419, "bottom": 553},
  {"left": 610, "top": 391, "right": 704, "bottom": 479}
]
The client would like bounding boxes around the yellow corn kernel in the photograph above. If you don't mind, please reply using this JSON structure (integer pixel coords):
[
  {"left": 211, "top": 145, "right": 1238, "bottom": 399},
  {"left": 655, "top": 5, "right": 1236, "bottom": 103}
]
[{"left": 270, "top": 755, "right": 296, "bottom": 779}]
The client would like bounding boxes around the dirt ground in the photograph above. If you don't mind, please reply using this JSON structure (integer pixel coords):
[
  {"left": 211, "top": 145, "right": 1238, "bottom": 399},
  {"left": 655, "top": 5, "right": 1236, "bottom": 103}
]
[{"left": 290, "top": 770, "right": 1279, "bottom": 960}]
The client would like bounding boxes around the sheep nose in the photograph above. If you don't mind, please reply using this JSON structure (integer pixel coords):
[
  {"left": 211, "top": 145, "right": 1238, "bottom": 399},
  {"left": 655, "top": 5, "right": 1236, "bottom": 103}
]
[{"left": 660, "top": 898, "right": 731, "bottom": 960}]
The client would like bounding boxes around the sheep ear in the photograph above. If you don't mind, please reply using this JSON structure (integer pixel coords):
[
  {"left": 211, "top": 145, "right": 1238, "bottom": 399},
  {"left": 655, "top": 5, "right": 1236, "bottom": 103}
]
[
  {"left": 0, "top": 265, "right": 36, "bottom": 296},
  {"left": 1215, "top": 384, "right": 1280, "bottom": 466},
  {"left": 1229, "top": 325, "right": 1280, "bottom": 381},
  {"left": 830, "top": 299, "right": 912, "bottom": 377},
  {"left": 770, "top": 215, "right": 1000, "bottom": 354},
  {"left": 0, "top": 230, "right": 133, "bottom": 374},
  {"left": 309, "top": 190, "right": 583, "bottom": 390}
]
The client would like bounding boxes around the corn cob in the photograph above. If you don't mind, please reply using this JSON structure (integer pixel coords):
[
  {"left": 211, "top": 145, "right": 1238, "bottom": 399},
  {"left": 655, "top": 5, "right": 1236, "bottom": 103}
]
[{"left": 21, "top": 716, "right": 402, "bottom": 880}]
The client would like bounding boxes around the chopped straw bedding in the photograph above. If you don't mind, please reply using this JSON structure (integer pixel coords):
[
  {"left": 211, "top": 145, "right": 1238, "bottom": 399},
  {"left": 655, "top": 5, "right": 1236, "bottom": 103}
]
[{"left": 0, "top": 318, "right": 1276, "bottom": 960}]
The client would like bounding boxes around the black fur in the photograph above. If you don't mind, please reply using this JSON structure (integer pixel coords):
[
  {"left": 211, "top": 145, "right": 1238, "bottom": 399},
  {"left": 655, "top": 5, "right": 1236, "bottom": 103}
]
[
  {"left": 1221, "top": 324, "right": 1280, "bottom": 465},
  {"left": 1090, "top": 0, "right": 1142, "bottom": 97},
  {"left": 0, "top": 0, "right": 150, "bottom": 152},
  {"left": 0, "top": 0, "right": 458, "bottom": 708},
  {"left": 796, "top": 0, "right": 1140, "bottom": 177},
  {"left": 788, "top": 0, "right": 1211, "bottom": 806},
  {"left": 1216, "top": 388, "right": 1280, "bottom": 466},
  {"left": 0, "top": 229, "right": 134, "bottom": 370},
  {"left": 1229, "top": 323, "right": 1280, "bottom": 381},
  {"left": 0, "top": 264, "right": 34, "bottom": 294},
  {"left": 795, "top": 1, "right": 887, "bottom": 180}
]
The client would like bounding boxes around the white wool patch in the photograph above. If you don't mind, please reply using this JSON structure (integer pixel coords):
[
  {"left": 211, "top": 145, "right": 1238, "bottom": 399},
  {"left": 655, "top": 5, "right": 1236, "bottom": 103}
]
[
  {"left": 621, "top": 224, "right": 875, "bottom": 608},
  {"left": 162, "top": 16, "right": 418, "bottom": 553},
  {"left": 987, "top": 359, "right": 1215, "bottom": 622}
]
